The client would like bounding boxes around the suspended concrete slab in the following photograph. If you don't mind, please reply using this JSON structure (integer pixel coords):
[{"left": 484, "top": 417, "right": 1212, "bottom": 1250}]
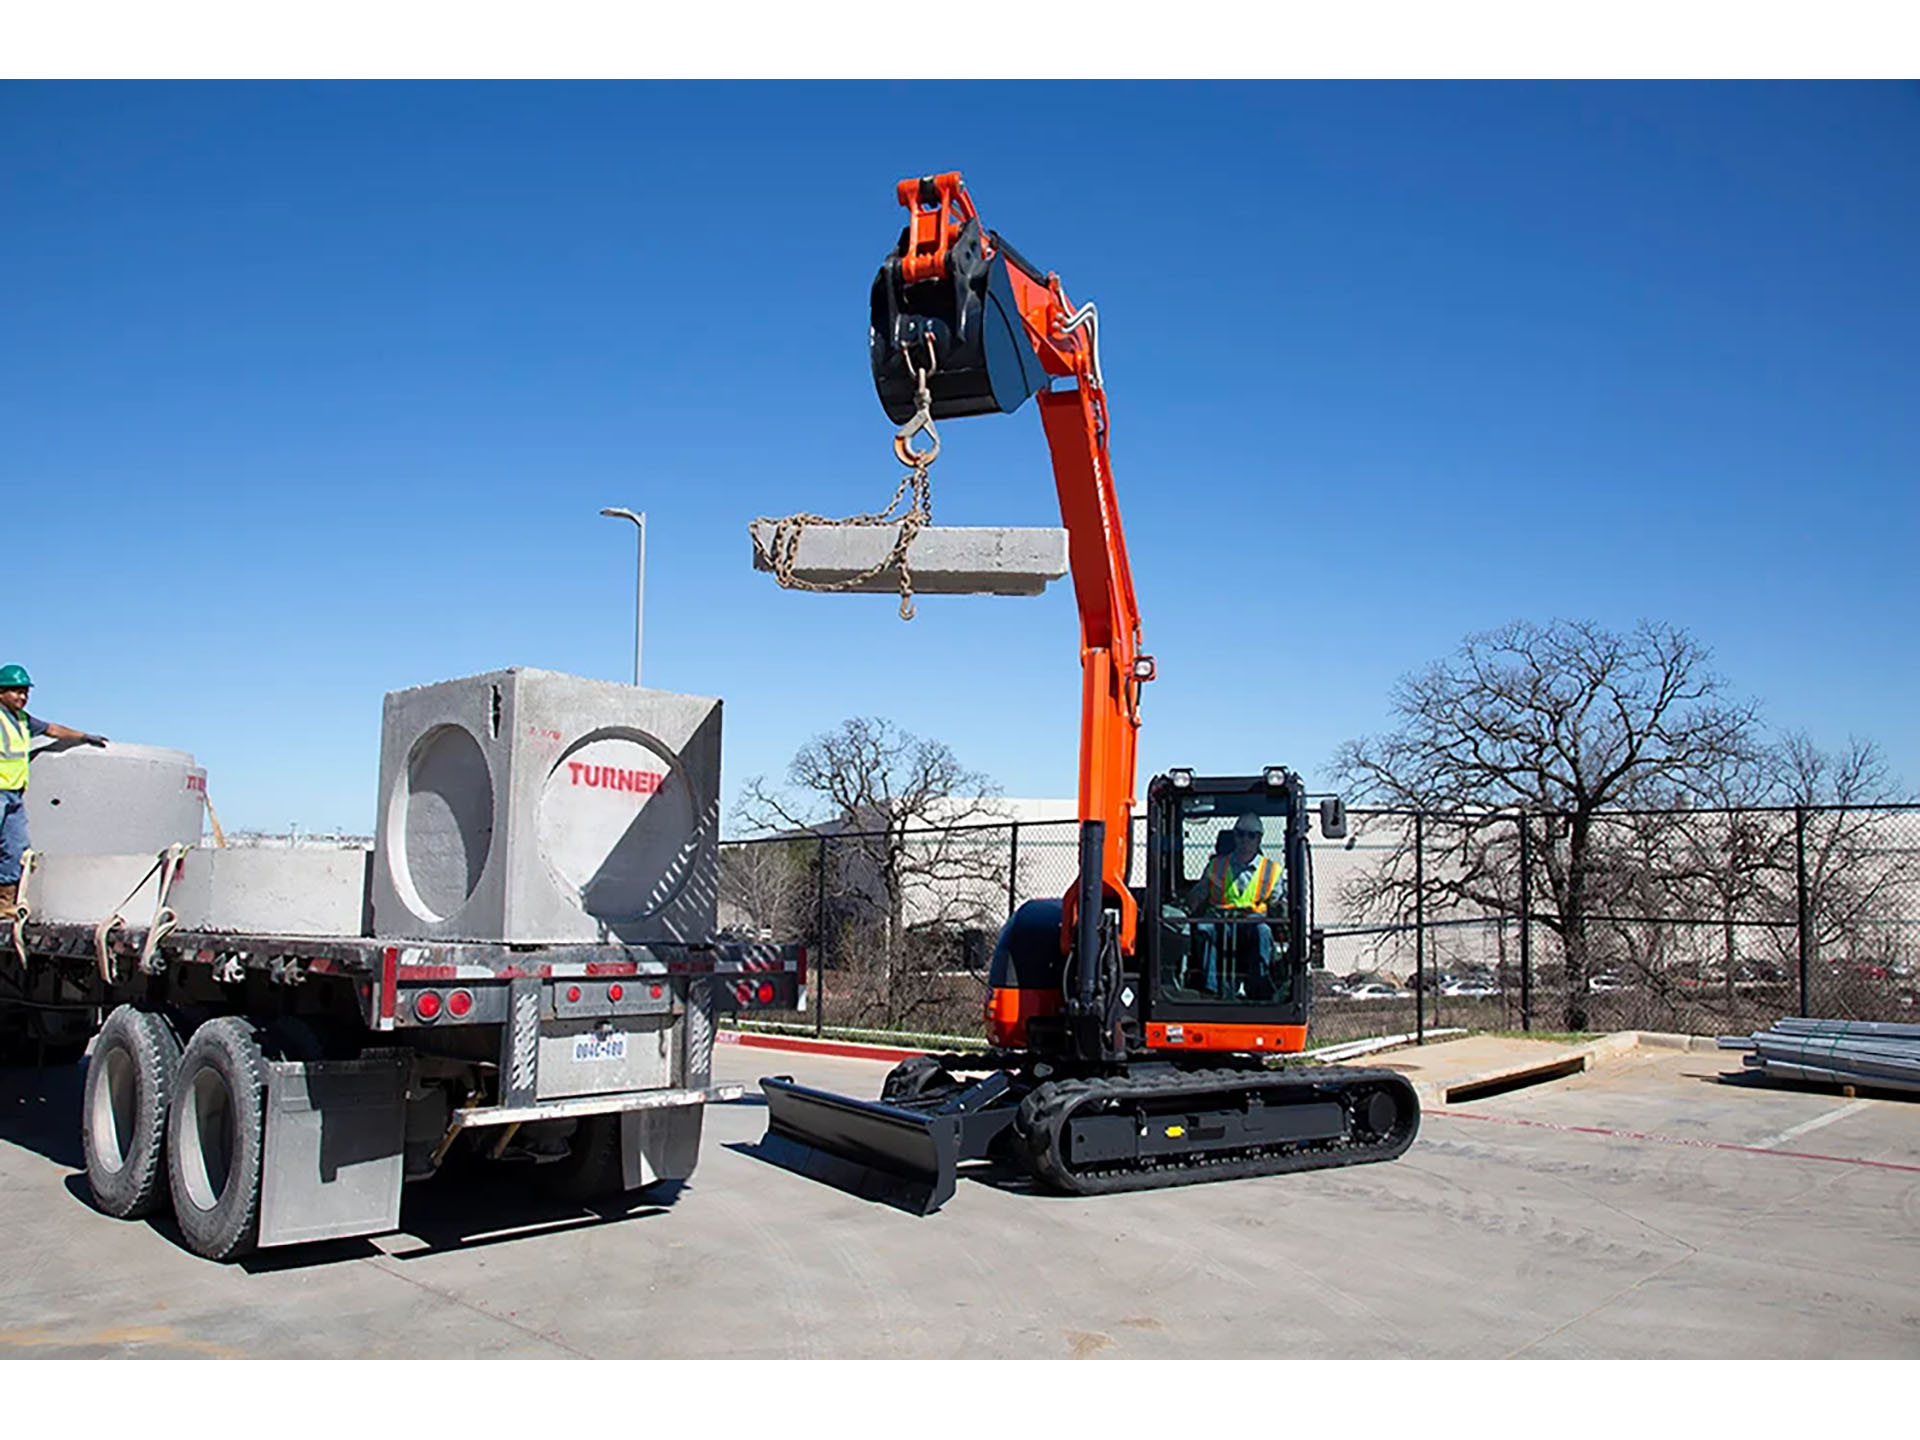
[{"left": 751, "top": 523, "right": 1070, "bottom": 598}]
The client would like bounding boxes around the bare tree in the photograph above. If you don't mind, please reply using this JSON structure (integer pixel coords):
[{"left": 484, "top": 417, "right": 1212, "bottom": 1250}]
[
  {"left": 1628, "top": 733, "right": 1917, "bottom": 1008},
  {"left": 1333, "top": 620, "right": 1761, "bottom": 1029},
  {"left": 737, "top": 717, "right": 1010, "bottom": 1028},
  {"left": 717, "top": 836, "right": 814, "bottom": 941},
  {"left": 1765, "top": 734, "right": 1920, "bottom": 998},
  {"left": 1615, "top": 743, "right": 1793, "bottom": 1013}
]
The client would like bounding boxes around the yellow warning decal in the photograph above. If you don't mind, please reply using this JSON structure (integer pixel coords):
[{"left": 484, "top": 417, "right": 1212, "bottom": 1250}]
[{"left": 1165, "top": 1125, "right": 1186, "bottom": 1138}]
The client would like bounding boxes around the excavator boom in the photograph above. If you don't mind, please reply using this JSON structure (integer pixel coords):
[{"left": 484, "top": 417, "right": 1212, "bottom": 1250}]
[{"left": 870, "top": 171, "right": 1144, "bottom": 952}]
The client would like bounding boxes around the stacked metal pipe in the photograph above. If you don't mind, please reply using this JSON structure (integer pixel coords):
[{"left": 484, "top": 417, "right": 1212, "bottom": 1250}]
[{"left": 1719, "top": 1018, "right": 1920, "bottom": 1095}]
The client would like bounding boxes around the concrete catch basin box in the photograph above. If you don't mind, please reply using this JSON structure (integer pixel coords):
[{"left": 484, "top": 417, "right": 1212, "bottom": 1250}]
[
  {"left": 27, "top": 853, "right": 170, "bottom": 926},
  {"left": 166, "top": 848, "right": 372, "bottom": 936},
  {"left": 751, "top": 522, "right": 1070, "bottom": 597},
  {"left": 25, "top": 741, "right": 206, "bottom": 856},
  {"left": 371, "top": 668, "right": 721, "bottom": 945},
  {"left": 28, "top": 849, "right": 371, "bottom": 937}
]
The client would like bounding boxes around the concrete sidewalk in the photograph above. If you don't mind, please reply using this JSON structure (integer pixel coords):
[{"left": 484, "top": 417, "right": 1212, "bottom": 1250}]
[{"left": 1336, "top": 1030, "right": 1720, "bottom": 1106}]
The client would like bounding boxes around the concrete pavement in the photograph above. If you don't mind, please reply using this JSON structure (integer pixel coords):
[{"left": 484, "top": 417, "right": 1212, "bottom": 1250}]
[{"left": 2, "top": 1039, "right": 1917, "bottom": 1358}]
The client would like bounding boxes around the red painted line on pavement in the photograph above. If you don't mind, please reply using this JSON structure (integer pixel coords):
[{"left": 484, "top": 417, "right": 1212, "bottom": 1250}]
[
  {"left": 1427, "top": 1107, "right": 1920, "bottom": 1174},
  {"left": 716, "top": 1031, "right": 926, "bottom": 1064}
]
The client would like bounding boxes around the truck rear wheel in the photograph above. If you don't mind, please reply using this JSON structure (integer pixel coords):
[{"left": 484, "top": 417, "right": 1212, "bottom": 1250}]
[
  {"left": 82, "top": 1004, "right": 183, "bottom": 1219},
  {"left": 166, "top": 1017, "right": 269, "bottom": 1261}
]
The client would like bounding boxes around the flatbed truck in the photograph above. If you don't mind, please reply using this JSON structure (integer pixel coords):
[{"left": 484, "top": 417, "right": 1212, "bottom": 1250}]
[{"left": 1, "top": 905, "right": 800, "bottom": 1261}]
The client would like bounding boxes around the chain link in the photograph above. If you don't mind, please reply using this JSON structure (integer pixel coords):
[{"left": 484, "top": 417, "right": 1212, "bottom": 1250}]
[{"left": 751, "top": 339, "right": 939, "bottom": 621}]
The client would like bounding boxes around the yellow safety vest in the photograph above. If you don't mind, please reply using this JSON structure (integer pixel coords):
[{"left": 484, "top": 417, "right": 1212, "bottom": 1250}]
[
  {"left": 0, "top": 710, "right": 30, "bottom": 792},
  {"left": 1207, "top": 854, "right": 1279, "bottom": 912}
]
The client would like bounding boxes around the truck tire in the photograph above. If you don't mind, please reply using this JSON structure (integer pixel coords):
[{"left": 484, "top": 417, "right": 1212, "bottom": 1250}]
[
  {"left": 166, "top": 1016, "right": 269, "bottom": 1261},
  {"left": 82, "top": 1004, "right": 183, "bottom": 1220}
]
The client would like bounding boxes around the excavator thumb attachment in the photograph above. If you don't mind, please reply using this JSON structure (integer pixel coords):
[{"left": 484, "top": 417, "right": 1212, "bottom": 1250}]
[
  {"left": 871, "top": 218, "right": 1049, "bottom": 426},
  {"left": 759, "top": 1076, "right": 963, "bottom": 1214}
]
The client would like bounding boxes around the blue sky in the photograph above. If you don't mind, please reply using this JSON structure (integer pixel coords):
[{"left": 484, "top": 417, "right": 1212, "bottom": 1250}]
[{"left": 5, "top": 82, "right": 1916, "bottom": 833}]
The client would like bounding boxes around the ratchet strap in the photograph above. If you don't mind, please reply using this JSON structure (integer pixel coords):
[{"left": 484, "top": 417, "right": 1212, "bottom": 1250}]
[{"left": 95, "top": 843, "right": 192, "bottom": 984}]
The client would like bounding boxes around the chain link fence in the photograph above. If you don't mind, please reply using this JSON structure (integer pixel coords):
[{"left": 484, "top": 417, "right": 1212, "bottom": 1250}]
[{"left": 719, "top": 805, "right": 1920, "bottom": 1046}]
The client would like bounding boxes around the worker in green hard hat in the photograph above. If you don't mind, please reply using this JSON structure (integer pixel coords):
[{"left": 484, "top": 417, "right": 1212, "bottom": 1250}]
[{"left": 0, "top": 665, "right": 107, "bottom": 914}]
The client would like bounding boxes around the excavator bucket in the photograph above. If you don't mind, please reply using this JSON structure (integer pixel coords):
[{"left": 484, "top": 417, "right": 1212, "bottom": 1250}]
[
  {"left": 870, "top": 217, "right": 1049, "bottom": 426},
  {"left": 759, "top": 1076, "right": 962, "bottom": 1214}
]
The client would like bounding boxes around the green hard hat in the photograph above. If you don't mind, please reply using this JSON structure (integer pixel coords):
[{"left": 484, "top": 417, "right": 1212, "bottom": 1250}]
[{"left": 0, "top": 664, "right": 29, "bottom": 689}]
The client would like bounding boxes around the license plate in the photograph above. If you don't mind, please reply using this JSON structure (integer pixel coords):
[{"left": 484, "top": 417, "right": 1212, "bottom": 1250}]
[{"left": 572, "top": 1033, "right": 628, "bottom": 1063}]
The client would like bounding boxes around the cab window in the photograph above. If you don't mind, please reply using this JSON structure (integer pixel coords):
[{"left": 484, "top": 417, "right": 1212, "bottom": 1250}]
[{"left": 1157, "top": 795, "right": 1294, "bottom": 1008}]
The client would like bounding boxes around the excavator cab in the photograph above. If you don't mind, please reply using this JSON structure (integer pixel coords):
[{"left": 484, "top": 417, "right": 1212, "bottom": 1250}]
[
  {"left": 1145, "top": 771, "right": 1313, "bottom": 1034},
  {"left": 979, "top": 770, "right": 1318, "bottom": 1060}
]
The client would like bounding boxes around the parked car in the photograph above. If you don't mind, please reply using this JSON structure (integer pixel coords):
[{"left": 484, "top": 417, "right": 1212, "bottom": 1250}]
[
  {"left": 1734, "top": 961, "right": 1787, "bottom": 984},
  {"left": 1441, "top": 981, "right": 1502, "bottom": 998},
  {"left": 1344, "top": 982, "right": 1414, "bottom": 1001},
  {"left": 1587, "top": 973, "right": 1631, "bottom": 993}
]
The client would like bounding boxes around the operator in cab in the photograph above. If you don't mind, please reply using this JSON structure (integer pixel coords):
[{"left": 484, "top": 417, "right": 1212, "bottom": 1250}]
[
  {"left": 0, "top": 664, "right": 108, "bottom": 914},
  {"left": 1184, "top": 812, "right": 1286, "bottom": 998}
]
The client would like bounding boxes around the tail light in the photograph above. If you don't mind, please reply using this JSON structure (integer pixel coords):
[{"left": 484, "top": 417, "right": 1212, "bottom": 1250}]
[
  {"left": 566, "top": 985, "right": 582, "bottom": 1003},
  {"left": 608, "top": 984, "right": 624, "bottom": 1002},
  {"left": 412, "top": 990, "right": 442, "bottom": 1022},
  {"left": 446, "top": 989, "right": 473, "bottom": 1018},
  {"left": 732, "top": 978, "right": 788, "bottom": 1008}
]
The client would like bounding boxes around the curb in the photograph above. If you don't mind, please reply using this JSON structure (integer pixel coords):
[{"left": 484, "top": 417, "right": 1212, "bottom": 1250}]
[
  {"left": 716, "top": 1030, "right": 928, "bottom": 1064},
  {"left": 1629, "top": 1030, "right": 1726, "bottom": 1053},
  {"left": 1406, "top": 1030, "right": 1721, "bottom": 1107}
]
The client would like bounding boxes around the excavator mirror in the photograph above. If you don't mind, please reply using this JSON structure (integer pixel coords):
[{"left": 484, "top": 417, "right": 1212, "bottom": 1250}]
[
  {"left": 1319, "top": 797, "right": 1349, "bottom": 841},
  {"left": 1309, "top": 928, "right": 1328, "bottom": 970}
]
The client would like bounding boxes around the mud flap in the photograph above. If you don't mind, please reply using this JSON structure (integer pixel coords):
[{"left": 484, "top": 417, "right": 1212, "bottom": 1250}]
[
  {"left": 620, "top": 1103, "right": 703, "bottom": 1190},
  {"left": 759, "top": 1076, "right": 963, "bottom": 1215},
  {"left": 258, "top": 1054, "right": 407, "bottom": 1249}
]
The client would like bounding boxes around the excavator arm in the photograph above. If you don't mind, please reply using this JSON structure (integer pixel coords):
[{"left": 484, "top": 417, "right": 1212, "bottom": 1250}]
[{"left": 870, "top": 172, "right": 1150, "bottom": 954}]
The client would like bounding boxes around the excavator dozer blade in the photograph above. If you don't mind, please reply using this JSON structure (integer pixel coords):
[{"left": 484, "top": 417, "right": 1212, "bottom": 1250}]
[{"left": 759, "top": 1076, "right": 961, "bottom": 1215}]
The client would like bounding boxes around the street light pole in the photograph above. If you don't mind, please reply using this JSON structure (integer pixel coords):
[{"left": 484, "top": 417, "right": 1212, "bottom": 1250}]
[{"left": 599, "top": 507, "right": 646, "bottom": 686}]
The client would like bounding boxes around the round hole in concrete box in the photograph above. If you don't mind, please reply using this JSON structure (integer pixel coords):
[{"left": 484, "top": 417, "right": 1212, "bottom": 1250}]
[
  {"left": 538, "top": 728, "right": 699, "bottom": 924},
  {"left": 391, "top": 723, "right": 494, "bottom": 922}
]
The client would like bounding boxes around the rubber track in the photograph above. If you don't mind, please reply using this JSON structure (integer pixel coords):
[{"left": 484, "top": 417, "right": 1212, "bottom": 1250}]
[{"left": 1014, "top": 1064, "right": 1420, "bottom": 1196}]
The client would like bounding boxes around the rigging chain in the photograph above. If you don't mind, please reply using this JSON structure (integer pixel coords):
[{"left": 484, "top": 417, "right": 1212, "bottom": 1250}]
[{"left": 751, "top": 338, "right": 940, "bottom": 621}]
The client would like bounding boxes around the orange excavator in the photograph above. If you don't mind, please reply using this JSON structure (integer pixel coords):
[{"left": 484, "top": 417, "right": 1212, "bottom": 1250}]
[{"left": 758, "top": 173, "right": 1420, "bottom": 1212}]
